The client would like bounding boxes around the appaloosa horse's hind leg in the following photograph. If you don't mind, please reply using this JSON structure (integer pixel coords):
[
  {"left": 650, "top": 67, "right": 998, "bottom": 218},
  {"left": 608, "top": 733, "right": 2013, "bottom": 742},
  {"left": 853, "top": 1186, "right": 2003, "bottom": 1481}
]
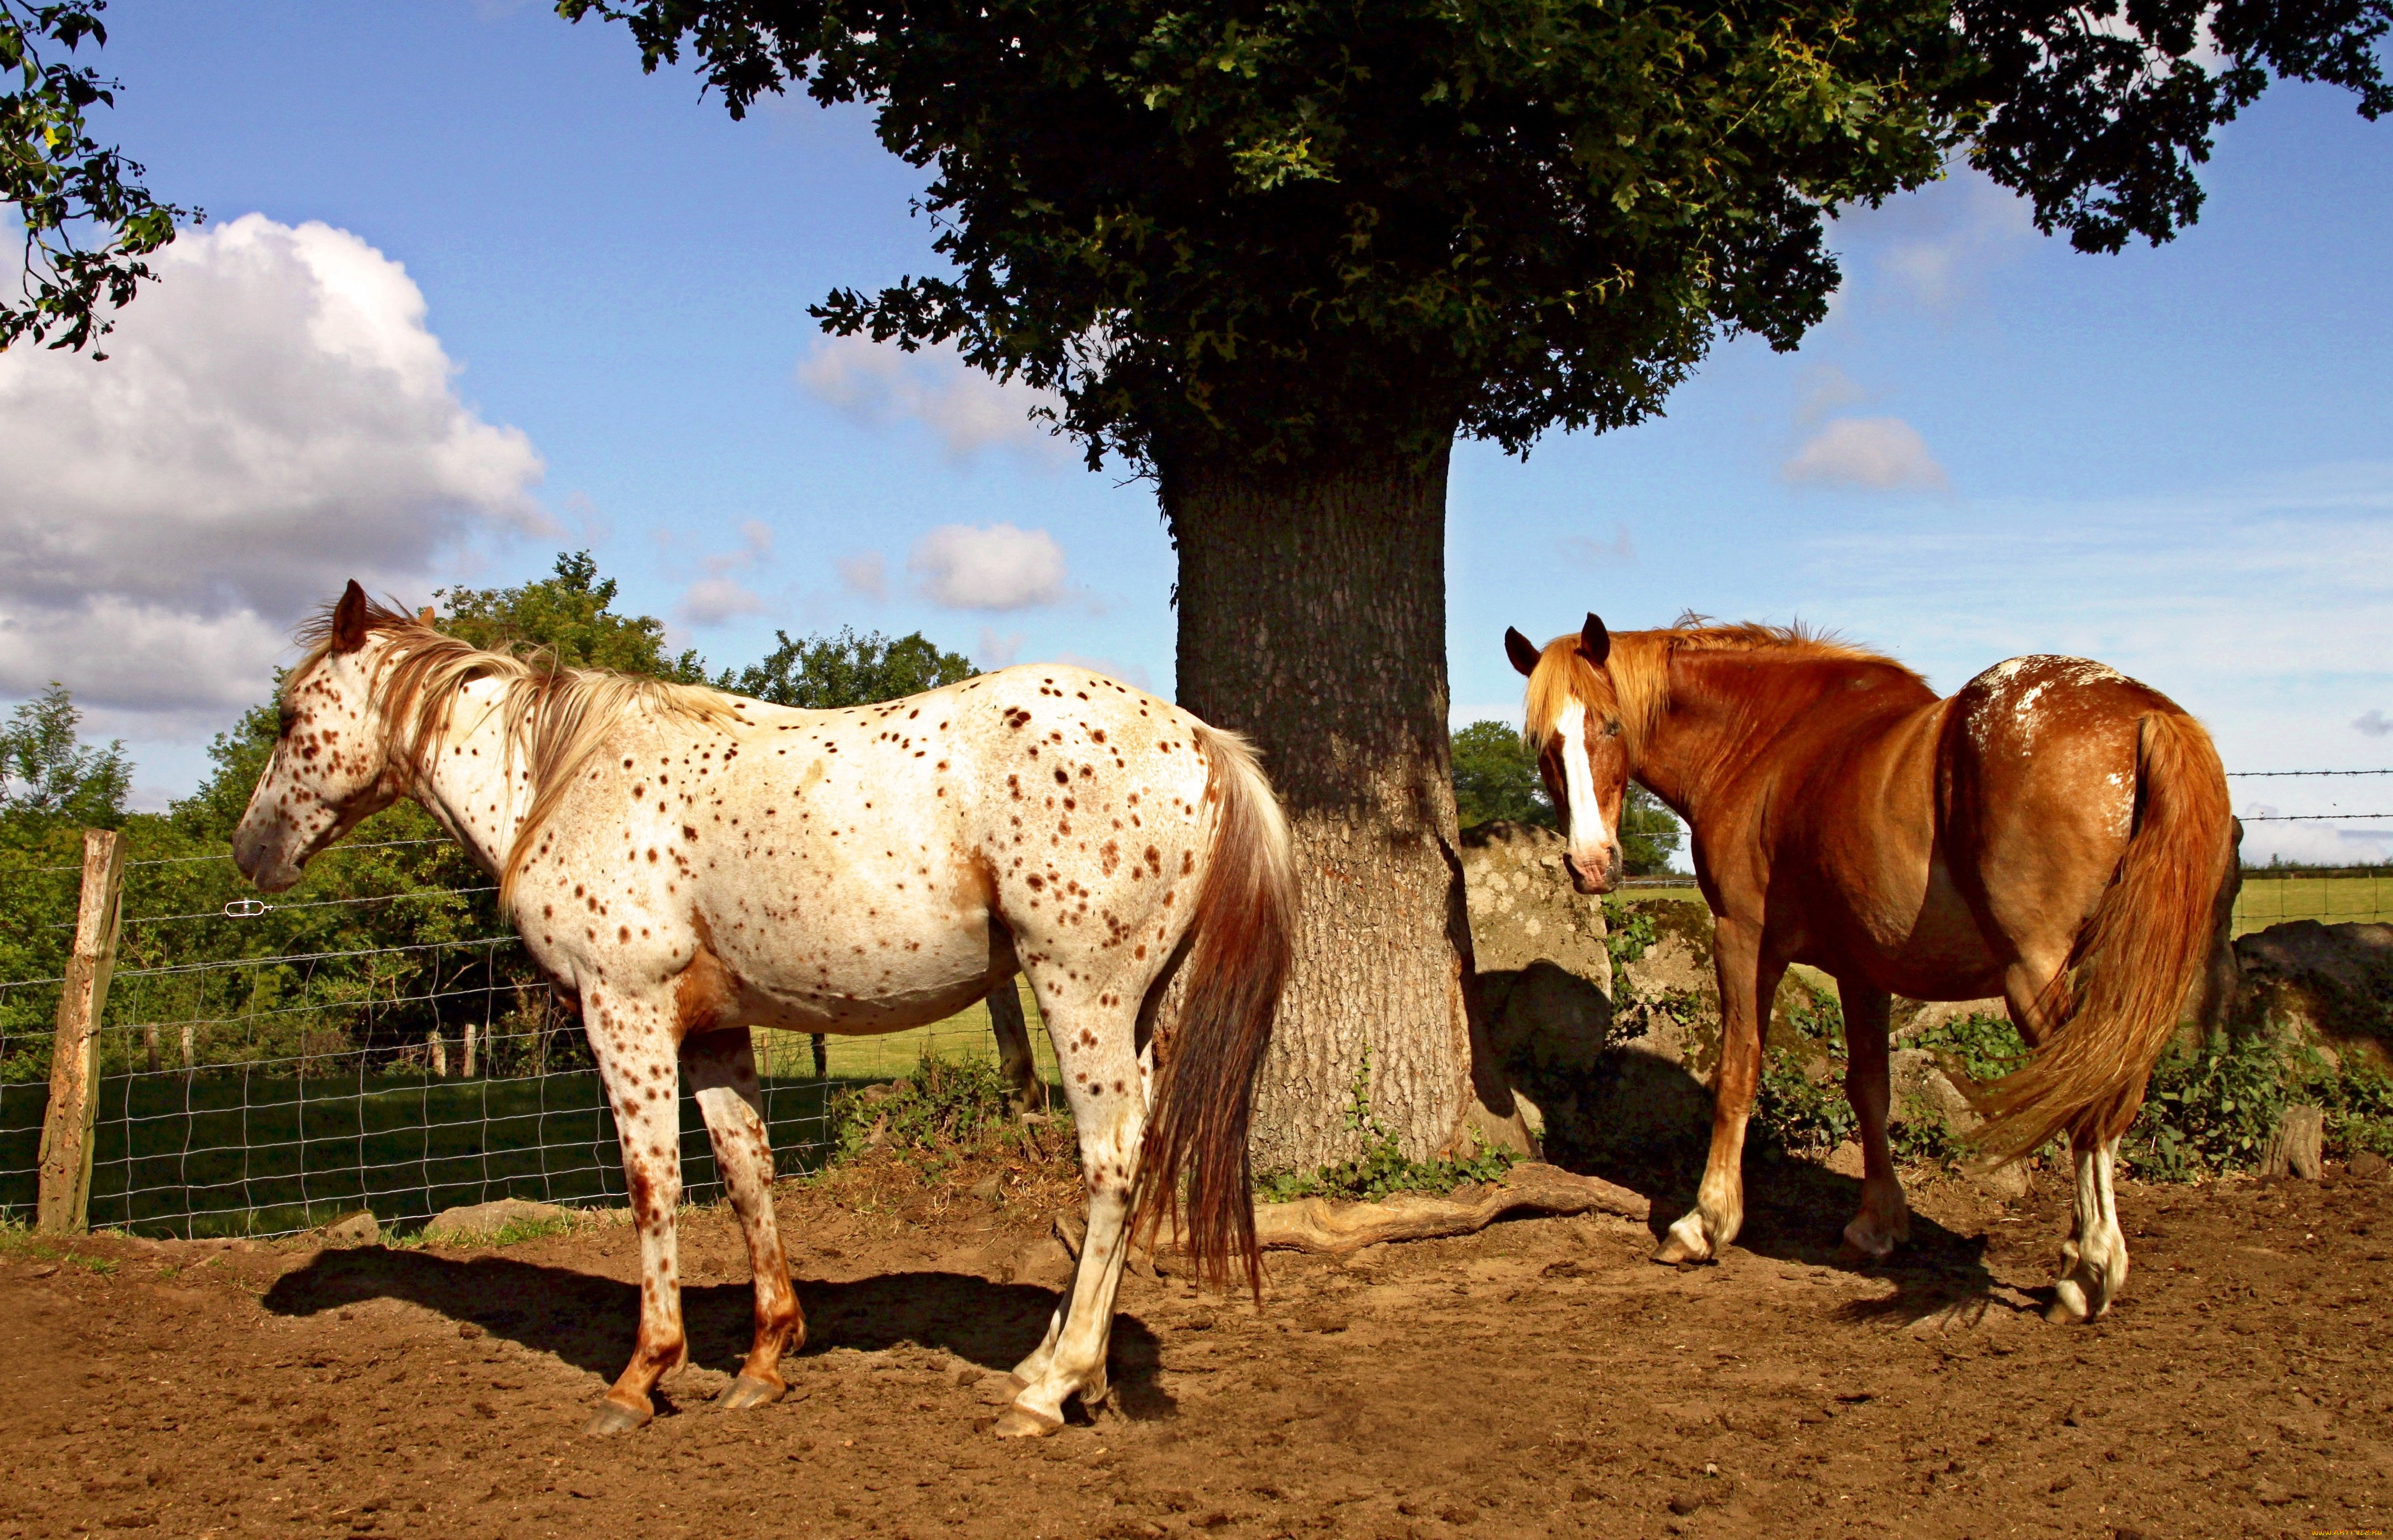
[
  {"left": 1837, "top": 982, "right": 1910, "bottom": 1262},
  {"left": 996, "top": 988, "right": 1148, "bottom": 1437},
  {"left": 987, "top": 982, "right": 1045, "bottom": 1115},
  {"left": 682, "top": 1029, "right": 803, "bottom": 1408},
  {"left": 582, "top": 989, "right": 690, "bottom": 1434}
]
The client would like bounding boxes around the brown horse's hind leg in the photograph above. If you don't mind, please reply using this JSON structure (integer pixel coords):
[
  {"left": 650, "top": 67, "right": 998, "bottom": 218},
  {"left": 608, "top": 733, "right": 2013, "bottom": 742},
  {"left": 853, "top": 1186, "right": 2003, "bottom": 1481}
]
[
  {"left": 2049, "top": 1132, "right": 2129, "bottom": 1322},
  {"left": 1658, "top": 918, "right": 1781, "bottom": 1265},
  {"left": 684, "top": 1030, "right": 803, "bottom": 1409},
  {"left": 1837, "top": 982, "right": 1910, "bottom": 1262}
]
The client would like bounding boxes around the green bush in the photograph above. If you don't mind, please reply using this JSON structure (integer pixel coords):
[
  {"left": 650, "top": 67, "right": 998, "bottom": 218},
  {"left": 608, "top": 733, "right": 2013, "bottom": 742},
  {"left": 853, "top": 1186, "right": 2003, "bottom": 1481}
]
[
  {"left": 2129, "top": 1030, "right": 2309, "bottom": 1180},
  {"left": 828, "top": 1054, "right": 1020, "bottom": 1179},
  {"left": 1751, "top": 984, "right": 1855, "bottom": 1156}
]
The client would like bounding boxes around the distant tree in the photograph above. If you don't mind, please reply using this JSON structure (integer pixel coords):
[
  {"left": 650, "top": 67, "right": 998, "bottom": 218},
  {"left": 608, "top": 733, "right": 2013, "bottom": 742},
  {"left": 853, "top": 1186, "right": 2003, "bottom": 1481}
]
[
  {"left": 0, "top": 681, "right": 129, "bottom": 826},
  {"left": 1452, "top": 718, "right": 1682, "bottom": 875},
  {"left": 433, "top": 550, "right": 710, "bottom": 682},
  {"left": 726, "top": 627, "right": 975, "bottom": 710},
  {"left": 1, "top": 0, "right": 198, "bottom": 354},
  {"left": 1452, "top": 722, "right": 1553, "bottom": 831}
]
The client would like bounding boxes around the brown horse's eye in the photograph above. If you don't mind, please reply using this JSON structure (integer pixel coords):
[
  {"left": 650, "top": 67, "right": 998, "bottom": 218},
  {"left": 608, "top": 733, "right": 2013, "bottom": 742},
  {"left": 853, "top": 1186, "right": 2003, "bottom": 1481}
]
[{"left": 1603, "top": 718, "right": 1622, "bottom": 738}]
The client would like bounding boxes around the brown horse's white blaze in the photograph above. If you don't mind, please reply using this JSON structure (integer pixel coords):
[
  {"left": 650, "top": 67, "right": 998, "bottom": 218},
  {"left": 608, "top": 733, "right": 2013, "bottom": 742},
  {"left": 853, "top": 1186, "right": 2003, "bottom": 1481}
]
[
  {"left": 1504, "top": 617, "right": 1624, "bottom": 895},
  {"left": 1508, "top": 614, "right": 2236, "bottom": 1323},
  {"left": 235, "top": 582, "right": 1293, "bottom": 1435}
]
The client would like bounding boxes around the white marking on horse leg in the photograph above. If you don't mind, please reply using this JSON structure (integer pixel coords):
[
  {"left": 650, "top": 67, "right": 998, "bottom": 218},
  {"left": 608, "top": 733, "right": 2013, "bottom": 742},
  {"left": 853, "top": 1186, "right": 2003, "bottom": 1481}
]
[
  {"left": 2048, "top": 1136, "right": 2127, "bottom": 1322},
  {"left": 1660, "top": 1112, "right": 1749, "bottom": 1264},
  {"left": 686, "top": 1031, "right": 801, "bottom": 1401}
]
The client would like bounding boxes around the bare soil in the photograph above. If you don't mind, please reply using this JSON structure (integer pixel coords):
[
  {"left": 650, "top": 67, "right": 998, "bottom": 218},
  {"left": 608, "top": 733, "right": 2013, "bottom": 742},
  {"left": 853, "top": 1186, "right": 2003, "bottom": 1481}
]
[{"left": 5, "top": 1154, "right": 2390, "bottom": 1540}]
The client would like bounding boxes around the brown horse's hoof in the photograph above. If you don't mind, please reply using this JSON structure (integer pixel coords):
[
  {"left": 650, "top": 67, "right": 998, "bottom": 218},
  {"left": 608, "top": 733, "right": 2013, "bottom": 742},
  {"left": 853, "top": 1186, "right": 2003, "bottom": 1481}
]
[
  {"left": 991, "top": 1405, "right": 1064, "bottom": 1439},
  {"left": 583, "top": 1395, "right": 653, "bottom": 1436},
  {"left": 715, "top": 1374, "right": 786, "bottom": 1412}
]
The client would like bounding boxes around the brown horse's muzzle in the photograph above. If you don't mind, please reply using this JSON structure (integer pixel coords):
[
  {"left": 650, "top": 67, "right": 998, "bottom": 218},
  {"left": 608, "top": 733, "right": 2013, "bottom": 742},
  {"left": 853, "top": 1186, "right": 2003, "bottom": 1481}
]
[{"left": 1563, "top": 849, "right": 1620, "bottom": 895}]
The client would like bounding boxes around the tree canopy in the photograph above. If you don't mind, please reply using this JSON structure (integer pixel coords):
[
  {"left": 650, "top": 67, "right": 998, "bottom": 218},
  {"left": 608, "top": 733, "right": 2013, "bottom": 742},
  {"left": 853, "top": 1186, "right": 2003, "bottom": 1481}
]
[
  {"left": 1, "top": 0, "right": 197, "bottom": 354},
  {"left": 567, "top": 0, "right": 2388, "bottom": 470},
  {"left": 0, "top": 680, "right": 128, "bottom": 827},
  {"left": 434, "top": 550, "right": 713, "bottom": 681},
  {"left": 726, "top": 626, "right": 975, "bottom": 709}
]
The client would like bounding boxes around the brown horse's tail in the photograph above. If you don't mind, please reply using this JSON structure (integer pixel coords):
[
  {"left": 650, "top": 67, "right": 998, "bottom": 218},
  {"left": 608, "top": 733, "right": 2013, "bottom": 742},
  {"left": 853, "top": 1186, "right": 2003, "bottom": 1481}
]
[
  {"left": 1973, "top": 710, "right": 2238, "bottom": 1163},
  {"left": 1132, "top": 724, "right": 1296, "bottom": 1297}
]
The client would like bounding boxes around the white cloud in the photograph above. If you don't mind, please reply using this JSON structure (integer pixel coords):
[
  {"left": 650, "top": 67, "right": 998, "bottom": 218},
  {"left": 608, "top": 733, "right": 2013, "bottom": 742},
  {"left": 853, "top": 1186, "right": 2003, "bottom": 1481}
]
[
  {"left": 2237, "top": 818, "right": 2393, "bottom": 867},
  {"left": 908, "top": 523, "right": 1069, "bottom": 611},
  {"left": 1782, "top": 417, "right": 1949, "bottom": 492},
  {"left": 837, "top": 551, "right": 887, "bottom": 600},
  {"left": 1559, "top": 525, "right": 1635, "bottom": 567},
  {"left": 796, "top": 335, "right": 1065, "bottom": 463},
  {"left": 2356, "top": 710, "right": 2392, "bottom": 738},
  {"left": 673, "top": 519, "right": 775, "bottom": 627},
  {"left": 976, "top": 627, "right": 1025, "bottom": 669},
  {"left": 678, "top": 578, "right": 766, "bottom": 626},
  {"left": 1832, "top": 167, "right": 2036, "bottom": 313},
  {"left": 0, "top": 212, "right": 545, "bottom": 720}
]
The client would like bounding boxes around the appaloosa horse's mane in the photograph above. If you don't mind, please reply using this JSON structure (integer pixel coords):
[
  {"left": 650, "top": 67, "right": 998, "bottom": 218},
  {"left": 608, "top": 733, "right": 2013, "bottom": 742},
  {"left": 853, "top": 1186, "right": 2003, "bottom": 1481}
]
[{"left": 291, "top": 596, "right": 746, "bottom": 902}]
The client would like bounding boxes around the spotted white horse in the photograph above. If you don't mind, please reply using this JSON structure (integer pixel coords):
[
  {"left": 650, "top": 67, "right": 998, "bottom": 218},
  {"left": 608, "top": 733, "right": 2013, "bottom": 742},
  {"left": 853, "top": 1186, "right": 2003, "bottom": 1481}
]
[{"left": 235, "top": 583, "right": 1294, "bottom": 1435}]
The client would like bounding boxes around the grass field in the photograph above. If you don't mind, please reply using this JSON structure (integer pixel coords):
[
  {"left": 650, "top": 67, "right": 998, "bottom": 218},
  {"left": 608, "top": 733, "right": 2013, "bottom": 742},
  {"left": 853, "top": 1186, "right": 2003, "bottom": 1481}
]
[
  {"left": 0, "top": 986, "right": 1056, "bottom": 1240},
  {"left": 1626, "top": 875, "right": 2393, "bottom": 939}
]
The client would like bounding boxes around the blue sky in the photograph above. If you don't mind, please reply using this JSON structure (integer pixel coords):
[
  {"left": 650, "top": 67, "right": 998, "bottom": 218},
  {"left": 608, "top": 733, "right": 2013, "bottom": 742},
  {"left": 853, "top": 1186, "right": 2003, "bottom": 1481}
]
[{"left": 3, "top": 1, "right": 2389, "bottom": 862}]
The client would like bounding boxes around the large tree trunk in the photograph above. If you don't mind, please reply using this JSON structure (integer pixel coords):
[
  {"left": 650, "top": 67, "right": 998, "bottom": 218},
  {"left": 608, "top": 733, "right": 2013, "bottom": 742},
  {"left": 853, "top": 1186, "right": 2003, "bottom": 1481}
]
[{"left": 1164, "top": 440, "right": 1533, "bottom": 1172}]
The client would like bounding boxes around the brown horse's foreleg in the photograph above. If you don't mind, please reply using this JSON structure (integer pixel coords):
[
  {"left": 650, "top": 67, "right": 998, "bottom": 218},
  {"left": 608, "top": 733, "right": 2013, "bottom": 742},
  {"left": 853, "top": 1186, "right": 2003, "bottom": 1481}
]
[
  {"left": 684, "top": 1029, "right": 803, "bottom": 1409},
  {"left": 1837, "top": 982, "right": 1910, "bottom": 1261},
  {"left": 1658, "top": 919, "right": 1781, "bottom": 1264},
  {"left": 584, "top": 995, "right": 688, "bottom": 1435}
]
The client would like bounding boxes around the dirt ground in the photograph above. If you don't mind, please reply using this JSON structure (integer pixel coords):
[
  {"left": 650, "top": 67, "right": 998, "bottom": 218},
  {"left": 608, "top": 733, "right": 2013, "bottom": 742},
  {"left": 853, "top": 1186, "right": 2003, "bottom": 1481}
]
[{"left": 5, "top": 1153, "right": 2389, "bottom": 1540}]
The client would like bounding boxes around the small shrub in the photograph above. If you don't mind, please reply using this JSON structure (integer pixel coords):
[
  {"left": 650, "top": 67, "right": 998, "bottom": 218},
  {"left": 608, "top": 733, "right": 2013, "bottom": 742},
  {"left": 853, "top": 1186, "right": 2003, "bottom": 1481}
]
[
  {"left": 1751, "top": 983, "right": 1853, "bottom": 1156},
  {"left": 2129, "top": 1030, "right": 2309, "bottom": 1180},
  {"left": 2299, "top": 1062, "right": 2393, "bottom": 1160},
  {"left": 1600, "top": 898, "right": 1658, "bottom": 967},
  {"left": 828, "top": 1054, "right": 1022, "bottom": 1180},
  {"left": 1256, "top": 1054, "right": 1515, "bottom": 1203},
  {"left": 1909, "top": 1011, "right": 2028, "bottom": 1084}
]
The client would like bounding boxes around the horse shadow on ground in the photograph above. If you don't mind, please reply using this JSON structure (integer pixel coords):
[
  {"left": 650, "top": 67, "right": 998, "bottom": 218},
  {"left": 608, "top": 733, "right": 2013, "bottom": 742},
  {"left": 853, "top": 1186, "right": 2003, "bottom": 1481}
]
[
  {"left": 261, "top": 1252, "right": 1175, "bottom": 1420},
  {"left": 1540, "top": 1052, "right": 2039, "bottom": 1328}
]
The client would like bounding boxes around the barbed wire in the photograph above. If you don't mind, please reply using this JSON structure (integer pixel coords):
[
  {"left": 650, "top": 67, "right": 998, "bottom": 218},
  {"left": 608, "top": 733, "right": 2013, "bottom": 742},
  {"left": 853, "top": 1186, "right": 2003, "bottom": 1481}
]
[
  {"left": 2241, "top": 813, "right": 2393, "bottom": 822},
  {"left": 2228, "top": 769, "right": 2393, "bottom": 778},
  {"left": 116, "top": 885, "right": 497, "bottom": 928}
]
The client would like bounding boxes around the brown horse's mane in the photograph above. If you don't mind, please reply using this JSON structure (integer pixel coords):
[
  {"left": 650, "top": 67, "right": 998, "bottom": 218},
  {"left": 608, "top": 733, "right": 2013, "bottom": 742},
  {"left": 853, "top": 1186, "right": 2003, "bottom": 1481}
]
[
  {"left": 1525, "top": 613, "right": 1923, "bottom": 761},
  {"left": 290, "top": 594, "right": 750, "bottom": 901}
]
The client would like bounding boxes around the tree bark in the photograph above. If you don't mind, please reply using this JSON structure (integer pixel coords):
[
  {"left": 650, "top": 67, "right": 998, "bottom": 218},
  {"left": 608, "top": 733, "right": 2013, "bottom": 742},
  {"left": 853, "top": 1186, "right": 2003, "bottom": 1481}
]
[{"left": 1165, "top": 441, "right": 1532, "bottom": 1172}]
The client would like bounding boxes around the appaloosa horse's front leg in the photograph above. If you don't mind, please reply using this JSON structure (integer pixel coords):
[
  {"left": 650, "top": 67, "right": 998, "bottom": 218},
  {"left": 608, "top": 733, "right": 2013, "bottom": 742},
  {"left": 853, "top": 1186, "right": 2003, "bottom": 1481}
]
[
  {"left": 682, "top": 1029, "right": 804, "bottom": 1408},
  {"left": 1658, "top": 917, "right": 1784, "bottom": 1264},
  {"left": 583, "top": 990, "right": 690, "bottom": 1435},
  {"left": 996, "top": 996, "right": 1148, "bottom": 1437},
  {"left": 1838, "top": 981, "right": 1910, "bottom": 1262}
]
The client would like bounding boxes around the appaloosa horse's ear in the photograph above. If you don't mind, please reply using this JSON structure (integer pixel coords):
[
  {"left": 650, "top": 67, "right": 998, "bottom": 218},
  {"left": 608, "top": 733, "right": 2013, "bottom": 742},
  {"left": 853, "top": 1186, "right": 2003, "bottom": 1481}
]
[
  {"left": 331, "top": 580, "right": 372, "bottom": 654},
  {"left": 1505, "top": 627, "right": 1542, "bottom": 678},
  {"left": 1578, "top": 613, "right": 1611, "bottom": 667}
]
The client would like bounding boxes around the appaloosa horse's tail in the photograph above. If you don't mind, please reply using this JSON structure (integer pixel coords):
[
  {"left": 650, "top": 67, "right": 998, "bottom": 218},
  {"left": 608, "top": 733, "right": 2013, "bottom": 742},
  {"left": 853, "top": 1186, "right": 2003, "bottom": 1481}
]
[
  {"left": 1133, "top": 725, "right": 1295, "bottom": 1296},
  {"left": 1975, "top": 710, "right": 2238, "bottom": 1162}
]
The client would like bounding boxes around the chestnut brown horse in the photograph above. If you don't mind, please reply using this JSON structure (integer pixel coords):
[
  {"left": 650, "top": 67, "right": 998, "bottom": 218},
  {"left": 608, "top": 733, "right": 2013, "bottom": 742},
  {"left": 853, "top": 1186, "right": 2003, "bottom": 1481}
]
[{"left": 1505, "top": 615, "right": 2237, "bottom": 1321}]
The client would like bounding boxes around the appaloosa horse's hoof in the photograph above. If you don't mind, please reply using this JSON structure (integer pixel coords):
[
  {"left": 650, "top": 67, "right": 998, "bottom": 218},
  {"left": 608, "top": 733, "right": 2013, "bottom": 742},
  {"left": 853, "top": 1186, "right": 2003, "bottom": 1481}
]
[
  {"left": 583, "top": 1395, "right": 653, "bottom": 1435},
  {"left": 991, "top": 1404, "right": 1064, "bottom": 1439},
  {"left": 714, "top": 1374, "right": 786, "bottom": 1412}
]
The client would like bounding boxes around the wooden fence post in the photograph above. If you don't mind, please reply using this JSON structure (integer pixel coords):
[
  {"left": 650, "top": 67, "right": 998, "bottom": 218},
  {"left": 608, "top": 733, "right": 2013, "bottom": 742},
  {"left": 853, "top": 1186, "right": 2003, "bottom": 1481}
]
[{"left": 36, "top": 828, "right": 128, "bottom": 1236}]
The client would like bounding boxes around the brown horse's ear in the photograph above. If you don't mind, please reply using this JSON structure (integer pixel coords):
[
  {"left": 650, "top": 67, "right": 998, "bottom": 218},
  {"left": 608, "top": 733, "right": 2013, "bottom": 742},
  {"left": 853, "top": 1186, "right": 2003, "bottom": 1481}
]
[
  {"left": 331, "top": 580, "right": 372, "bottom": 654},
  {"left": 1504, "top": 627, "right": 1541, "bottom": 678},
  {"left": 1577, "top": 613, "right": 1610, "bottom": 667}
]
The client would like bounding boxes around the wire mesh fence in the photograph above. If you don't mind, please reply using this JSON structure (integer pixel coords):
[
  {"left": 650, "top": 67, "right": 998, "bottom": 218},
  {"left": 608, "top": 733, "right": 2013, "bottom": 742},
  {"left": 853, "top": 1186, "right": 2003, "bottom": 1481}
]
[{"left": 0, "top": 842, "right": 1059, "bottom": 1239}]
